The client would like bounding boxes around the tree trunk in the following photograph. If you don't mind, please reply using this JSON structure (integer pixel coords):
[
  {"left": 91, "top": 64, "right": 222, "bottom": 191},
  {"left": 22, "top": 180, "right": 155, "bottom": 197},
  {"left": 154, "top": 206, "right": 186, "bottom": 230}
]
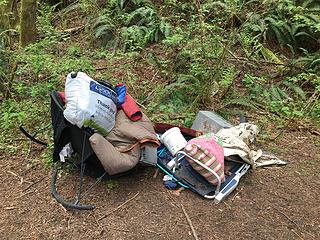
[
  {"left": 0, "top": 0, "right": 19, "bottom": 30},
  {"left": 20, "top": 0, "right": 37, "bottom": 47}
]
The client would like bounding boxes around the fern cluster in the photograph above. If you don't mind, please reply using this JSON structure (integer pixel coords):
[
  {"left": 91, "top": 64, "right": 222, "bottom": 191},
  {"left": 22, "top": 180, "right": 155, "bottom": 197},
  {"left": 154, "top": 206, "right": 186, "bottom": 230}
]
[
  {"left": 92, "top": 0, "right": 170, "bottom": 50},
  {"left": 244, "top": 0, "right": 319, "bottom": 53},
  {"left": 234, "top": 73, "right": 319, "bottom": 117}
]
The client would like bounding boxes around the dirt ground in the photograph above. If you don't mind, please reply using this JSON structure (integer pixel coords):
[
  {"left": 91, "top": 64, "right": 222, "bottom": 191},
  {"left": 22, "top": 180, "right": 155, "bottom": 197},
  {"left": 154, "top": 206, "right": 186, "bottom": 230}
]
[{"left": 0, "top": 128, "right": 319, "bottom": 240}]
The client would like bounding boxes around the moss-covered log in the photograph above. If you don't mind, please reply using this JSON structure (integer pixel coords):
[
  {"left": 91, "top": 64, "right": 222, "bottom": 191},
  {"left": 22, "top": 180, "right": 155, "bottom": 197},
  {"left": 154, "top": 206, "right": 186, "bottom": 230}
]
[{"left": 19, "top": 0, "right": 37, "bottom": 47}]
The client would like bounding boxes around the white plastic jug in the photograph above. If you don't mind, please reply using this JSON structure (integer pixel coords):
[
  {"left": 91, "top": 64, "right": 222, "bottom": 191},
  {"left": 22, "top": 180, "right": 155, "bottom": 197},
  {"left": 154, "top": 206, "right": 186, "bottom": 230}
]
[{"left": 160, "top": 127, "right": 187, "bottom": 156}]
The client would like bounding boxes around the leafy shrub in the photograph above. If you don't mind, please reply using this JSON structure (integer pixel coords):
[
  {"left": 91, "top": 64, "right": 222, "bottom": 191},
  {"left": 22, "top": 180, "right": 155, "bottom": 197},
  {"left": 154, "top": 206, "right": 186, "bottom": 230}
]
[
  {"left": 0, "top": 99, "right": 26, "bottom": 130},
  {"left": 234, "top": 72, "right": 320, "bottom": 118},
  {"left": 37, "top": 3, "right": 62, "bottom": 37}
]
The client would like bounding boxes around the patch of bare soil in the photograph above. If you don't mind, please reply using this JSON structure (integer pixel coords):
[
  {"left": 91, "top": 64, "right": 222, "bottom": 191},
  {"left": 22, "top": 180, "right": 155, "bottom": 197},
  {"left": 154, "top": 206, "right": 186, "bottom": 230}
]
[{"left": 0, "top": 129, "right": 319, "bottom": 240}]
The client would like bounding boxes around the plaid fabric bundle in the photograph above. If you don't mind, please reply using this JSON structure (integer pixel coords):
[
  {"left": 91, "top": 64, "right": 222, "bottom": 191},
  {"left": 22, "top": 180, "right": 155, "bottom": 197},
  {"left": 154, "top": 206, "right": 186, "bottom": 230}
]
[{"left": 184, "top": 133, "right": 225, "bottom": 185}]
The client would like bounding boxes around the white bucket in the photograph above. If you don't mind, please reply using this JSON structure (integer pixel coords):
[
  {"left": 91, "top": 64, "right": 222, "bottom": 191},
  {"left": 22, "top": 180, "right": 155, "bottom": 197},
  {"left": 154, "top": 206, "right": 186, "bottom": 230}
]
[{"left": 160, "top": 127, "right": 187, "bottom": 156}]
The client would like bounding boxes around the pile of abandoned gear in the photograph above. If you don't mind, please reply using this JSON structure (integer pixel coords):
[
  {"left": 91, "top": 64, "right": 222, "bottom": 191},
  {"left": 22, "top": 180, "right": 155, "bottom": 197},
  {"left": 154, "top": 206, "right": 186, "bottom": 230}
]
[{"left": 21, "top": 72, "right": 286, "bottom": 210}]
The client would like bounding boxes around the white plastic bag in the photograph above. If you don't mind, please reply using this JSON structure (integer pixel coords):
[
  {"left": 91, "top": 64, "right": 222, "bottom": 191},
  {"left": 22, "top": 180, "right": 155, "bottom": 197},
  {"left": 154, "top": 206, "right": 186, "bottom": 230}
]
[{"left": 63, "top": 72, "right": 117, "bottom": 135}]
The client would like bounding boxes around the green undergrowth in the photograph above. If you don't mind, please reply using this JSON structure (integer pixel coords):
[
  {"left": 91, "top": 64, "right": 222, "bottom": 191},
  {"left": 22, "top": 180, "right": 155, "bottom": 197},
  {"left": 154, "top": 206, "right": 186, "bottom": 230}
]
[{"left": 0, "top": 0, "right": 319, "bottom": 161}]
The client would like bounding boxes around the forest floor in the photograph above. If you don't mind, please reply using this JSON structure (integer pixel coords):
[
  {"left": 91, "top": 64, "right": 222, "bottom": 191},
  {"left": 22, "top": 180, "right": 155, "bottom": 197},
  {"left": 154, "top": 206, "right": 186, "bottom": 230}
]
[{"left": 1, "top": 125, "right": 320, "bottom": 240}]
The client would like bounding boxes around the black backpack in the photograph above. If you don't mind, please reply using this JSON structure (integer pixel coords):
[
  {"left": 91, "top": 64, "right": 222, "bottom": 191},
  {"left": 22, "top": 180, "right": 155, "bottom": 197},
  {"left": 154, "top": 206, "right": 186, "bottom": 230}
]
[{"left": 50, "top": 90, "right": 106, "bottom": 209}]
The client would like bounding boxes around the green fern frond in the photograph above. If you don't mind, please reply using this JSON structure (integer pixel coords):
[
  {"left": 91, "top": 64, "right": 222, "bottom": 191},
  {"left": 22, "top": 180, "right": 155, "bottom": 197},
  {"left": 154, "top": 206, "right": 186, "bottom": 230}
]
[
  {"left": 265, "top": 16, "right": 287, "bottom": 45},
  {"left": 270, "top": 85, "right": 283, "bottom": 101},
  {"left": 94, "top": 25, "right": 115, "bottom": 39},
  {"left": 127, "top": 7, "right": 155, "bottom": 26},
  {"left": 159, "top": 20, "right": 171, "bottom": 37},
  {"left": 60, "top": 2, "right": 81, "bottom": 18},
  {"left": 302, "top": 0, "right": 318, "bottom": 8},
  {"left": 283, "top": 81, "right": 306, "bottom": 100},
  {"left": 220, "top": 67, "right": 237, "bottom": 87},
  {"left": 295, "top": 31, "right": 313, "bottom": 38},
  {"left": 177, "top": 74, "right": 201, "bottom": 86},
  {"left": 310, "top": 58, "right": 320, "bottom": 69},
  {"left": 263, "top": 89, "right": 272, "bottom": 102},
  {"left": 92, "top": 15, "right": 114, "bottom": 29},
  {"left": 223, "top": 97, "right": 259, "bottom": 110},
  {"left": 278, "top": 87, "right": 291, "bottom": 100},
  {"left": 291, "top": 23, "right": 306, "bottom": 36}
]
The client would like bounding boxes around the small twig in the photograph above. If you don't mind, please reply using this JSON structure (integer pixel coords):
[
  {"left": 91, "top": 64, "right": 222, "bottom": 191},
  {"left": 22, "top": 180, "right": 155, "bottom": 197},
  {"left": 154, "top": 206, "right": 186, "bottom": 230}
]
[
  {"left": 231, "top": 188, "right": 243, "bottom": 201},
  {"left": 272, "top": 206, "right": 314, "bottom": 238},
  {"left": 34, "top": 226, "right": 42, "bottom": 235},
  {"left": 181, "top": 204, "right": 200, "bottom": 240},
  {"left": 7, "top": 171, "right": 19, "bottom": 178},
  {"left": 89, "top": 212, "right": 101, "bottom": 228},
  {"left": 83, "top": 229, "right": 93, "bottom": 238},
  {"left": 223, "top": 201, "right": 232, "bottom": 210},
  {"left": 177, "top": 223, "right": 190, "bottom": 228},
  {"left": 272, "top": 206, "right": 299, "bottom": 228},
  {"left": 269, "top": 118, "right": 294, "bottom": 141},
  {"left": 107, "top": 226, "right": 131, "bottom": 233},
  {"left": 310, "top": 129, "right": 320, "bottom": 136},
  {"left": 67, "top": 213, "right": 73, "bottom": 229},
  {"left": 59, "top": 203, "right": 68, "bottom": 213},
  {"left": 4, "top": 206, "right": 17, "bottom": 210},
  {"left": 291, "top": 229, "right": 304, "bottom": 240},
  {"left": 153, "top": 168, "right": 159, "bottom": 178},
  {"left": 15, "top": 190, "right": 34, "bottom": 199},
  {"left": 136, "top": 101, "right": 147, "bottom": 110},
  {"left": 97, "top": 192, "right": 140, "bottom": 221},
  {"left": 7, "top": 171, "right": 27, "bottom": 184},
  {"left": 141, "top": 71, "right": 159, "bottom": 105},
  {"left": 23, "top": 176, "right": 46, "bottom": 192},
  {"left": 150, "top": 71, "right": 159, "bottom": 82},
  {"left": 141, "top": 88, "right": 157, "bottom": 105},
  {"left": 165, "top": 194, "right": 180, "bottom": 209},
  {"left": 145, "top": 228, "right": 162, "bottom": 236},
  {"left": 7, "top": 171, "right": 33, "bottom": 184},
  {"left": 14, "top": 138, "right": 32, "bottom": 142},
  {"left": 63, "top": 25, "right": 86, "bottom": 34}
]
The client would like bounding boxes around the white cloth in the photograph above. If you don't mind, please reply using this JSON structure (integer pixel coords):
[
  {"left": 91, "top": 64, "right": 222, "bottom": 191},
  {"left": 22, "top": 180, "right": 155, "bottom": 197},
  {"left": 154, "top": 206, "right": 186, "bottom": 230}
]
[
  {"left": 216, "top": 123, "right": 286, "bottom": 167},
  {"left": 59, "top": 143, "right": 73, "bottom": 162}
]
